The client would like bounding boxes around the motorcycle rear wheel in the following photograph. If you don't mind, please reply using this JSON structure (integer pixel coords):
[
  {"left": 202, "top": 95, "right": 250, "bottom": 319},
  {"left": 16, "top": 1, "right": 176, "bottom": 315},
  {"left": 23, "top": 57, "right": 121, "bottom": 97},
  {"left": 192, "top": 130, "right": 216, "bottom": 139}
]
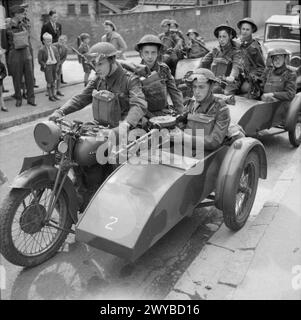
[{"left": 0, "top": 181, "right": 72, "bottom": 267}]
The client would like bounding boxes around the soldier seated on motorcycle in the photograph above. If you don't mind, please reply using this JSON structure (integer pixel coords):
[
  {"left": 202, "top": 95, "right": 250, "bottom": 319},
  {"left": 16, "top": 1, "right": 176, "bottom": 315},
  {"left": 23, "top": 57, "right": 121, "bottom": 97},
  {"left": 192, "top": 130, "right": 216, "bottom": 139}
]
[
  {"left": 185, "top": 29, "right": 209, "bottom": 59},
  {"left": 260, "top": 48, "right": 297, "bottom": 120},
  {"left": 122, "top": 34, "right": 184, "bottom": 116},
  {"left": 200, "top": 24, "right": 241, "bottom": 95},
  {"left": 158, "top": 18, "right": 184, "bottom": 77},
  {"left": 173, "top": 68, "right": 231, "bottom": 151},
  {"left": 236, "top": 17, "right": 265, "bottom": 99},
  {"left": 49, "top": 42, "right": 147, "bottom": 136},
  {"left": 48, "top": 42, "right": 147, "bottom": 208}
]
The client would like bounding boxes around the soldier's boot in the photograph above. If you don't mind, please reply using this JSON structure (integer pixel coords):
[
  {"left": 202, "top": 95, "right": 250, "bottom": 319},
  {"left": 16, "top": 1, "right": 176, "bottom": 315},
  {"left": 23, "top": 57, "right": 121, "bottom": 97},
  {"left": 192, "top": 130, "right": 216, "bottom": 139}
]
[
  {"left": 48, "top": 86, "right": 56, "bottom": 102},
  {"left": 51, "top": 85, "right": 60, "bottom": 101}
]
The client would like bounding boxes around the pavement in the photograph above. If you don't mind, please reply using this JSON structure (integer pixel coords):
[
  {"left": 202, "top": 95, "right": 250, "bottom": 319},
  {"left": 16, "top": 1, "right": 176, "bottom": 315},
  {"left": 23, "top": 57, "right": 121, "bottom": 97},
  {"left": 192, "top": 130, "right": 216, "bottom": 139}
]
[
  {"left": 166, "top": 146, "right": 301, "bottom": 300},
  {"left": 0, "top": 52, "right": 140, "bottom": 130}
]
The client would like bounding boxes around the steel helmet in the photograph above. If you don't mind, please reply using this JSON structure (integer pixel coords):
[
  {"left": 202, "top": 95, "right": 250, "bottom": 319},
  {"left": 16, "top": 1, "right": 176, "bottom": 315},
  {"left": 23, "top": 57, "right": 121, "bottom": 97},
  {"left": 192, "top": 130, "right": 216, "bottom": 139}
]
[
  {"left": 87, "top": 42, "right": 118, "bottom": 62},
  {"left": 237, "top": 17, "right": 258, "bottom": 33},
  {"left": 185, "top": 68, "right": 218, "bottom": 84},
  {"left": 214, "top": 24, "right": 237, "bottom": 38},
  {"left": 269, "top": 48, "right": 291, "bottom": 57},
  {"left": 169, "top": 19, "right": 179, "bottom": 28},
  {"left": 160, "top": 19, "right": 170, "bottom": 27},
  {"left": 135, "top": 34, "right": 163, "bottom": 51},
  {"left": 186, "top": 29, "right": 199, "bottom": 37}
]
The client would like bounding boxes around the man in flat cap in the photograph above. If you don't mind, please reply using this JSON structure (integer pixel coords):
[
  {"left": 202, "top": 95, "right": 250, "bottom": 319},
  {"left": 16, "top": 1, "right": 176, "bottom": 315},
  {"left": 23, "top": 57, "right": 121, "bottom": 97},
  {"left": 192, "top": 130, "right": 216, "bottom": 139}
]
[{"left": 6, "top": 4, "right": 36, "bottom": 106}]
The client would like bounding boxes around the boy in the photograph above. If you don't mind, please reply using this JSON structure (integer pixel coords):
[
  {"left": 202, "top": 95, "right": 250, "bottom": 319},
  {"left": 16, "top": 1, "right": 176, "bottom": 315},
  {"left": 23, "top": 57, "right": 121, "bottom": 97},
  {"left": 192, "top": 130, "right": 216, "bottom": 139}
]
[
  {"left": 53, "top": 35, "right": 68, "bottom": 96},
  {"left": 38, "top": 32, "right": 60, "bottom": 101}
]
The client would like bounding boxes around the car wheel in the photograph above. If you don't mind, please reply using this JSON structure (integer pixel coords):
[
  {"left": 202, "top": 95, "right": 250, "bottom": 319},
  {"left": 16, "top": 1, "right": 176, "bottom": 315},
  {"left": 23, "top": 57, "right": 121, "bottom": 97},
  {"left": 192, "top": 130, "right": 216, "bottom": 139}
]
[{"left": 222, "top": 151, "right": 260, "bottom": 231}]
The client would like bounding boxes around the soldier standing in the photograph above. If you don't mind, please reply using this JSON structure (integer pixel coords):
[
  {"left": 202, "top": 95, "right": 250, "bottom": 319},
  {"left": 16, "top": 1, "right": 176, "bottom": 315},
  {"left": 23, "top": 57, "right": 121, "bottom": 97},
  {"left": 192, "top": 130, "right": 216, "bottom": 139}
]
[
  {"left": 236, "top": 17, "right": 265, "bottom": 98},
  {"left": 158, "top": 19, "right": 183, "bottom": 77},
  {"left": 185, "top": 29, "right": 209, "bottom": 59},
  {"left": 200, "top": 24, "right": 241, "bottom": 95},
  {"left": 6, "top": 5, "right": 36, "bottom": 107},
  {"left": 21, "top": 2, "right": 39, "bottom": 89}
]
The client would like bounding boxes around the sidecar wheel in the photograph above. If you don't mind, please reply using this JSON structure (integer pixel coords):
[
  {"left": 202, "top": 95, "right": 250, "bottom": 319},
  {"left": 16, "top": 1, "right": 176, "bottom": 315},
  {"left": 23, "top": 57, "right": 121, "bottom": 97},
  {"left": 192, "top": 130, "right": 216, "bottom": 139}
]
[
  {"left": 288, "top": 111, "right": 301, "bottom": 148},
  {"left": 222, "top": 151, "right": 260, "bottom": 231},
  {"left": 0, "top": 181, "right": 72, "bottom": 267}
]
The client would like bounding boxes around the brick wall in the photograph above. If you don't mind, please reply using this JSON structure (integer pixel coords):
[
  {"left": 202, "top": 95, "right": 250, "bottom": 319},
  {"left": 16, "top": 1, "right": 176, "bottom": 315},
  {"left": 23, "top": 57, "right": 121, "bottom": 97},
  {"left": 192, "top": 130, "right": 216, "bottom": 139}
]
[
  {"left": 27, "top": 1, "right": 244, "bottom": 56},
  {"left": 92, "top": 1, "right": 244, "bottom": 50}
]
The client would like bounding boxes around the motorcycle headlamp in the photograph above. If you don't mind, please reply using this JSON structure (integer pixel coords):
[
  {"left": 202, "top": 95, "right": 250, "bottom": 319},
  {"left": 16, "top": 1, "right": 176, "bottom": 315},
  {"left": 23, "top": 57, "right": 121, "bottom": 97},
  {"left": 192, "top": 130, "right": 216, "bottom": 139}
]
[
  {"left": 57, "top": 141, "right": 68, "bottom": 154},
  {"left": 34, "top": 121, "right": 61, "bottom": 152}
]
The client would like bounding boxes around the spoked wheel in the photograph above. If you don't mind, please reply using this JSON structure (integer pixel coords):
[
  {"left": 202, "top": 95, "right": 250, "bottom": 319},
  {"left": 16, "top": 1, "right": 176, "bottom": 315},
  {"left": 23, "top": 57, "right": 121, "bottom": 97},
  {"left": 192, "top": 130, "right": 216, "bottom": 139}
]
[
  {"left": 288, "top": 110, "right": 301, "bottom": 147},
  {"left": 223, "top": 151, "right": 260, "bottom": 231},
  {"left": 0, "top": 181, "right": 72, "bottom": 267}
]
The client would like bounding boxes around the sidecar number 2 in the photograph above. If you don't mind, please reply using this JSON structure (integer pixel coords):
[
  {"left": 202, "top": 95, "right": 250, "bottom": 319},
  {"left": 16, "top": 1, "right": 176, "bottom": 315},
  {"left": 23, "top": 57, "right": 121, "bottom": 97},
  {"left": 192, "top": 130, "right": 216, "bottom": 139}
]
[{"left": 105, "top": 217, "right": 118, "bottom": 231}]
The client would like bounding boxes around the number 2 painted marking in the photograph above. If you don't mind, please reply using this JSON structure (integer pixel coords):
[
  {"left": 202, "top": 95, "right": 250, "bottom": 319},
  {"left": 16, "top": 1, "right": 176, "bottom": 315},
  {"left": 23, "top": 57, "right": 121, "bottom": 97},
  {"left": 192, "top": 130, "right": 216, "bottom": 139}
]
[{"left": 105, "top": 216, "right": 118, "bottom": 231}]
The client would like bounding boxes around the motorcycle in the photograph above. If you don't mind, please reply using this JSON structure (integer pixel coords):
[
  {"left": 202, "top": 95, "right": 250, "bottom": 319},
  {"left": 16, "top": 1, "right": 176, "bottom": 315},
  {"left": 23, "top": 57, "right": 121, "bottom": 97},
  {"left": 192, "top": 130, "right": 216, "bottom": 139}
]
[{"left": 0, "top": 118, "right": 148, "bottom": 267}]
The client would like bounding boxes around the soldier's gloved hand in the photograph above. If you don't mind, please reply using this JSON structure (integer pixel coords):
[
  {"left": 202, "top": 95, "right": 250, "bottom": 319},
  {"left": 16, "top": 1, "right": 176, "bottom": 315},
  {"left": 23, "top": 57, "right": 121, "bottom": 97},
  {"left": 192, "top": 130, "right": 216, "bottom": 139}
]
[
  {"left": 49, "top": 110, "right": 64, "bottom": 121},
  {"left": 225, "top": 76, "right": 235, "bottom": 83}
]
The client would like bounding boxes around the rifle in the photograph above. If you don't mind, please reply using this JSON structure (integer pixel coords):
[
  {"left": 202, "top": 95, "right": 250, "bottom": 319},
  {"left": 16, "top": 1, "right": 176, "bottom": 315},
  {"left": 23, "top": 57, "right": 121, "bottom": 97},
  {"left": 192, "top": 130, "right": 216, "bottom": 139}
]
[
  {"left": 70, "top": 46, "right": 96, "bottom": 71},
  {"left": 190, "top": 38, "right": 210, "bottom": 54}
]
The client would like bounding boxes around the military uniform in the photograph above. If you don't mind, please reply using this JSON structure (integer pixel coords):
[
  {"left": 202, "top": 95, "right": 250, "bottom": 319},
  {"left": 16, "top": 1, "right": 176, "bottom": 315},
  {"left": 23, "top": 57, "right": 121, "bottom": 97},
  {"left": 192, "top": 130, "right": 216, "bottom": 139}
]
[
  {"left": 200, "top": 41, "right": 241, "bottom": 94},
  {"left": 159, "top": 31, "right": 183, "bottom": 76},
  {"left": 184, "top": 93, "right": 230, "bottom": 150},
  {"left": 186, "top": 38, "right": 208, "bottom": 59},
  {"left": 6, "top": 18, "right": 35, "bottom": 104},
  {"left": 262, "top": 65, "right": 297, "bottom": 101},
  {"left": 138, "top": 60, "right": 184, "bottom": 115},
  {"left": 59, "top": 63, "right": 147, "bottom": 127}
]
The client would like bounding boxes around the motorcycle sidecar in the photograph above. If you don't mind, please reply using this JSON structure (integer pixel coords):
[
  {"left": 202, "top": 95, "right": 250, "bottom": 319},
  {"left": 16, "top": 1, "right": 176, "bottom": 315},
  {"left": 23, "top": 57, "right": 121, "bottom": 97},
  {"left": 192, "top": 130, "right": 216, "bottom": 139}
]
[{"left": 76, "top": 136, "right": 267, "bottom": 262}]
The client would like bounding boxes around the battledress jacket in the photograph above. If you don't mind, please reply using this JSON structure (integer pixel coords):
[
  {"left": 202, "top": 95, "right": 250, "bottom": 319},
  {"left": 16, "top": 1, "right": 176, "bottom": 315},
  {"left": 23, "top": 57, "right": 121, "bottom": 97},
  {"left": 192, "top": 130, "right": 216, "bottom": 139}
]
[
  {"left": 140, "top": 60, "right": 184, "bottom": 113},
  {"left": 262, "top": 64, "right": 297, "bottom": 101},
  {"left": 200, "top": 41, "right": 241, "bottom": 79},
  {"left": 184, "top": 93, "right": 230, "bottom": 151},
  {"left": 59, "top": 63, "right": 147, "bottom": 127}
]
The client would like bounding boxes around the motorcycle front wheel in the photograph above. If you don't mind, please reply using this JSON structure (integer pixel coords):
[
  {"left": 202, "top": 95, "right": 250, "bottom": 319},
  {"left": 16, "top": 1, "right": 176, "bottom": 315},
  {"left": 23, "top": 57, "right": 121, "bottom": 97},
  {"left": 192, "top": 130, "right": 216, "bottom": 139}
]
[{"left": 0, "top": 180, "right": 72, "bottom": 267}]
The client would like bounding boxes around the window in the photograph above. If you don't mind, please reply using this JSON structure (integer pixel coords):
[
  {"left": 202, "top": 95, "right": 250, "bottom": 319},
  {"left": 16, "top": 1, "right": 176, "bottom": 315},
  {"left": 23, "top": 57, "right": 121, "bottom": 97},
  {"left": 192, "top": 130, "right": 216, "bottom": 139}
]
[
  {"left": 67, "top": 4, "right": 76, "bottom": 16},
  {"left": 80, "top": 4, "right": 89, "bottom": 15}
]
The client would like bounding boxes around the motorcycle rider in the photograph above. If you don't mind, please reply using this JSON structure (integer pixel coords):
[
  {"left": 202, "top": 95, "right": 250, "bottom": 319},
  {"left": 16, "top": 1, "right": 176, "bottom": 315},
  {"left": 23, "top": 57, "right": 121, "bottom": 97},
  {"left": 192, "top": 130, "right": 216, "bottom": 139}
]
[
  {"left": 131, "top": 34, "right": 184, "bottom": 115},
  {"left": 174, "top": 68, "right": 231, "bottom": 151},
  {"left": 200, "top": 24, "right": 241, "bottom": 95},
  {"left": 49, "top": 42, "right": 147, "bottom": 135},
  {"left": 49, "top": 42, "right": 148, "bottom": 209},
  {"left": 236, "top": 17, "right": 265, "bottom": 98}
]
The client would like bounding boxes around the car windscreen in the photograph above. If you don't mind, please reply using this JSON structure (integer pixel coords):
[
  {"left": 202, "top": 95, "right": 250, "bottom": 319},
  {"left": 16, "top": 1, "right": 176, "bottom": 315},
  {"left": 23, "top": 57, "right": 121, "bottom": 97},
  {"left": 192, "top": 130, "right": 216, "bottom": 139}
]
[{"left": 266, "top": 23, "right": 300, "bottom": 41}]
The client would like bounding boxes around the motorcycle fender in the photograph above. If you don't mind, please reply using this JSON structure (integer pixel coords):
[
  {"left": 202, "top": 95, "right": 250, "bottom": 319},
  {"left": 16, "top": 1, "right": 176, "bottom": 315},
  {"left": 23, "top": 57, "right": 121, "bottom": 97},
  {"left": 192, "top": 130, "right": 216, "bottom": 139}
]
[
  {"left": 11, "top": 165, "right": 79, "bottom": 224},
  {"left": 285, "top": 92, "right": 301, "bottom": 131},
  {"left": 215, "top": 137, "right": 267, "bottom": 210}
]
